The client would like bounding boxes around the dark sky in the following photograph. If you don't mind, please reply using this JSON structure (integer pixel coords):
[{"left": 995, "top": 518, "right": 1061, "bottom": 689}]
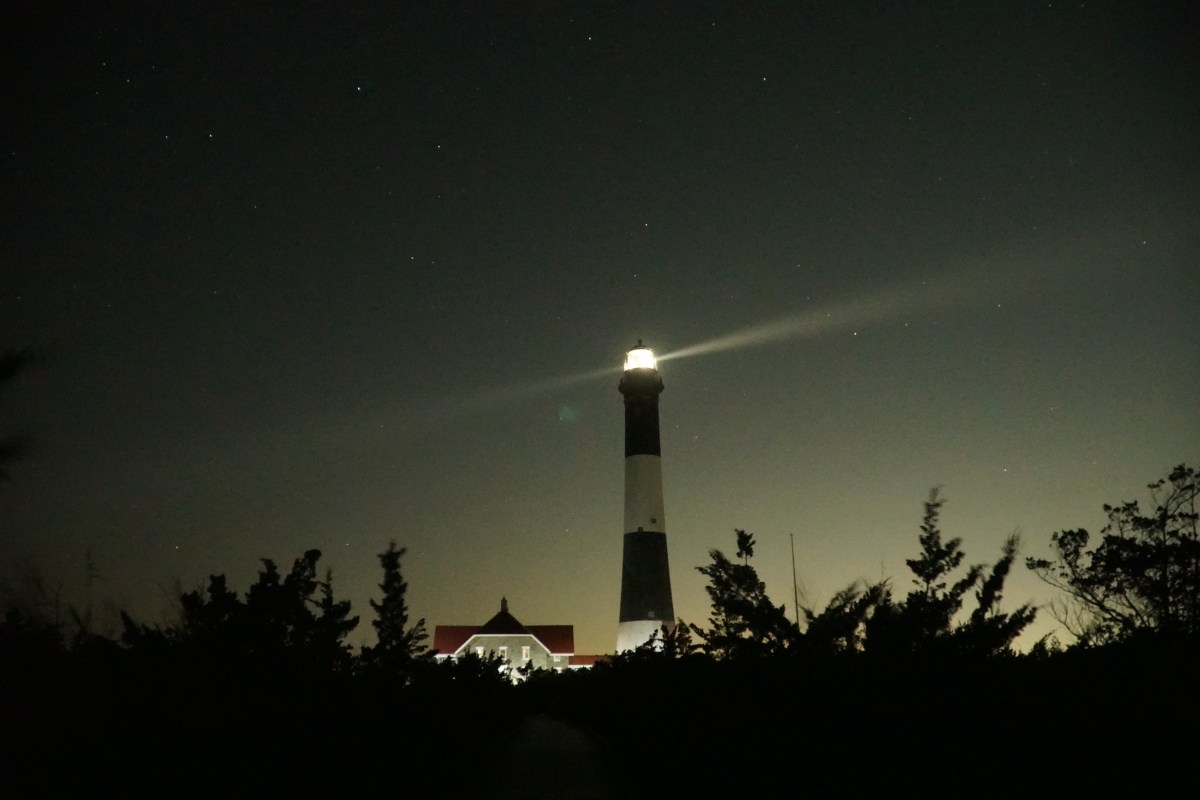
[{"left": 3, "top": 2, "right": 1197, "bottom": 655}]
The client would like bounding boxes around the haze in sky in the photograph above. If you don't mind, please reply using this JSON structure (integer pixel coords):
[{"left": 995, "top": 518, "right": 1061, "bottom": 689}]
[{"left": 3, "top": 3, "right": 1197, "bottom": 654}]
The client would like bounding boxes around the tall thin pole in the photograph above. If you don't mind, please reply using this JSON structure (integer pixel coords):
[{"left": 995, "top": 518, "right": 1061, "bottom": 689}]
[{"left": 790, "top": 533, "right": 800, "bottom": 632}]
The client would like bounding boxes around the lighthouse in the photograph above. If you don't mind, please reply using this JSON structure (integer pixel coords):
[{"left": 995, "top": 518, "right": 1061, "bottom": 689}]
[{"left": 616, "top": 340, "right": 675, "bottom": 652}]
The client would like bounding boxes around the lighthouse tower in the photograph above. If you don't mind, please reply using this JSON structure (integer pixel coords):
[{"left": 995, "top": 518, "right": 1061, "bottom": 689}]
[{"left": 616, "top": 340, "right": 675, "bottom": 652}]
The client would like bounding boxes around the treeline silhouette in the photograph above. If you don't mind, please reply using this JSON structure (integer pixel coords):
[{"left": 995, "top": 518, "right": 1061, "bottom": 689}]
[{"left": 2, "top": 467, "right": 1197, "bottom": 796}]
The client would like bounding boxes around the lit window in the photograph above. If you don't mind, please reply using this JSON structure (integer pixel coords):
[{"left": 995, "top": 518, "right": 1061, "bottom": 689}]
[
  {"left": 499, "top": 646, "right": 508, "bottom": 660},
  {"left": 522, "top": 645, "right": 530, "bottom": 661},
  {"left": 475, "top": 646, "right": 483, "bottom": 657}
]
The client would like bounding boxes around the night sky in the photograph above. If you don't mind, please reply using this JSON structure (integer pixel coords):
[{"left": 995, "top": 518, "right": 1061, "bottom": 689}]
[{"left": 3, "top": 3, "right": 1197, "bottom": 655}]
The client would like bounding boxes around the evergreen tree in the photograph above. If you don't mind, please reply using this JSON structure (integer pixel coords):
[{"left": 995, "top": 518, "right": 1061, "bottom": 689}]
[
  {"left": 904, "top": 489, "right": 984, "bottom": 642},
  {"left": 801, "top": 580, "right": 890, "bottom": 654},
  {"left": 692, "top": 530, "right": 796, "bottom": 658},
  {"left": 866, "top": 490, "right": 1035, "bottom": 656},
  {"left": 660, "top": 618, "right": 698, "bottom": 659},
  {"left": 311, "top": 568, "right": 360, "bottom": 672},
  {"left": 736, "top": 529, "right": 755, "bottom": 565},
  {"left": 959, "top": 534, "right": 1037, "bottom": 655},
  {"left": 170, "top": 549, "right": 358, "bottom": 671},
  {"left": 179, "top": 573, "right": 247, "bottom": 660},
  {"left": 363, "top": 541, "right": 429, "bottom": 678},
  {"left": 244, "top": 557, "right": 291, "bottom": 659}
]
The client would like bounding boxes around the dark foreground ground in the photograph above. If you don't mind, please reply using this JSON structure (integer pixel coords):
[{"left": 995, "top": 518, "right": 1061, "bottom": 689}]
[
  {"left": 484, "top": 714, "right": 619, "bottom": 800},
  {"left": 4, "top": 641, "right": 1197, "bottom": 797}
]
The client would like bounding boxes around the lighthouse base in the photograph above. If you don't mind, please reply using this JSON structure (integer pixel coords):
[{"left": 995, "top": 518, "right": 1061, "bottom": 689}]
[
  {"left": 616, "top": 529, "right": 674, "bottom": 653},
  {"left": 617, "top": 619, "right": 673, "bottom": 654}
]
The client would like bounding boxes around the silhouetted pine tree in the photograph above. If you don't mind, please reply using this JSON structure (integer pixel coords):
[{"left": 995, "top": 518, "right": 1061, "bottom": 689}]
[
  {"left": 178, "top": 573, "right": 247, "bottom": 662},
  {"left": 866, "top": 490, "right": 1035, "bottom": 656},
  {"left": 959, "top": 534, "right": 1037, "bottom": 655},
  {"left": 362, "top": 541, "right": 429, "bottom": 679},
  {"left": 692, "top": 530, "right": 796, "bottom": 658},
  {"left": 167, "top": 549, "right": 358, "bottom": 673},
  {"left": 801, "top": 580, "right": 889, "bottom": 654},
  {"left": 312, "top": 568, "right": 359, "bottom": 672}
]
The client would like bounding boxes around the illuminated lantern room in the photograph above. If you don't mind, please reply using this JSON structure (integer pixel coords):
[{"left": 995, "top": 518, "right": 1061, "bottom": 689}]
[{"left": 624, "top": 339, "right": 657, "bottom": 372}]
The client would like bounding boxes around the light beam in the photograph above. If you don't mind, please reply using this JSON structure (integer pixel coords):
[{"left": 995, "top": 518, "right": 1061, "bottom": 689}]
[
  {"left": 356, "top": 266, "right": 1031, "bottom": 444},
  {"left": 657, "top": 268, "right": 1013, "bottom": 363}
]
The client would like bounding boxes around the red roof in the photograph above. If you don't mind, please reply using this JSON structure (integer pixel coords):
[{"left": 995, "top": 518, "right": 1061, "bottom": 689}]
[
  {"left": 431, "top": 623, "right": 575, "bottom": 656},
  {"left": 432, "top": 625, "right": 477, "bottom": 655},
  {"left": 526, "top": 625, "right": 574, "bottom": 654},
  {"left": 433, "top": 600, "right": 574, "bottom": 656}
]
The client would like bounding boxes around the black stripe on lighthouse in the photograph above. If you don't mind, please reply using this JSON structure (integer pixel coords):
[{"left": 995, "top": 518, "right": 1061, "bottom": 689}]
[{"left": 617, "top": 340, "right": 675, "bottom": 652}]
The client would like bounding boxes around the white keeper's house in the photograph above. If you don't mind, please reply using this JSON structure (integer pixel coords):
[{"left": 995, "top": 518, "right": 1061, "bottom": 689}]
[{"left": 432, "top": 598, "right": 600, "bottom": 673}]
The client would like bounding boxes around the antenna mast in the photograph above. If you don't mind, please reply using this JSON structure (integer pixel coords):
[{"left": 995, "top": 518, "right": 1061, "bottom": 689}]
[{"left": 790, "top": 533, "right": 800, "bottom": 632}]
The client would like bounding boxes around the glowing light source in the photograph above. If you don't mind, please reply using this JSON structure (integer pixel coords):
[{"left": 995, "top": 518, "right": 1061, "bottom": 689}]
[{"left": 624, "top": 342, "right": 657, "bottom": 371}]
